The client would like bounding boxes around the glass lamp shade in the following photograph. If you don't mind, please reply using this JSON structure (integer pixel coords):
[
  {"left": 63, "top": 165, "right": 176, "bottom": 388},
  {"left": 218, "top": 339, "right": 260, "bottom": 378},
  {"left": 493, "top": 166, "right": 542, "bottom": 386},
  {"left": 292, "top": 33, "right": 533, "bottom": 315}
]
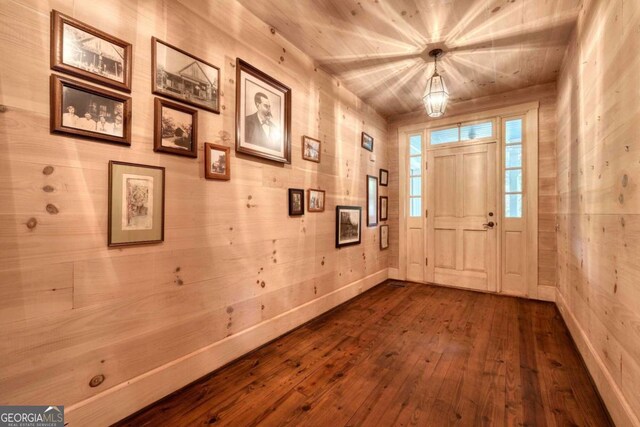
[{"left": 423, "top": 72, "right": 449, "bottom": 118}]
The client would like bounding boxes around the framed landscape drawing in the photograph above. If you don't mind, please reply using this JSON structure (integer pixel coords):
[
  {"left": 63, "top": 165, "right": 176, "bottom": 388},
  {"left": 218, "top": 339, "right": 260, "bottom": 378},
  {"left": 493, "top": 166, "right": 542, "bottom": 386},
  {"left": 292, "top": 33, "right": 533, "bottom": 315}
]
[
  {"left": 380, "top": 196, "right": 388, "bottom": 221},
  {"left": 288, "top": 188, "right": 304, "bottom": 216},
  {"left": 380, "top": 225, "right": 389, "bottom": 250},
  {"left": 367, "top": 175, "right": 378, "bottom": 227},
  {"left": 380, "top": 168, "right": 389, "bottom": 186},
  {"left": 302, "top": 135, "right": 321, "bottom": 163},
  {"left": 336, "top": 206, "right": 361, "bottom": 248},
  {"left": 361, "top": 132, "right": 373, "bottom": 152},
  {"left": 51, "top": 10, "right": 133, "bottom": 92},
  {"left": 108, "top": 161, "right": 165, "bottom": 247},
  {"left": 236, "top": 58, "right": 291, "bottom": 164},
  {"left": 307, "top": 189, "right": 325, "bottom": 212},
  {"left": 154, "top": 98, "right": 198, "bottom": 158},
  {"left": 152, "top": 37, "right": 220, "bottom": 113},
  {"left": 51, "top": 74, "right": 131, "bottom": 145},
  {"left": 204, "top": 143, "right": 230, "bottom": 180}
]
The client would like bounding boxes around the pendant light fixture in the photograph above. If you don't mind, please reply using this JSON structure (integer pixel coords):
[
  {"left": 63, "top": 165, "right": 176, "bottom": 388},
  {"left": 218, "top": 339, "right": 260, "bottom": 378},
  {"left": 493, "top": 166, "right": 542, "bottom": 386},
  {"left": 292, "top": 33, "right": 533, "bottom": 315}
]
[{"left": 423, "top": 48, "right": 449, "bottom": 118}]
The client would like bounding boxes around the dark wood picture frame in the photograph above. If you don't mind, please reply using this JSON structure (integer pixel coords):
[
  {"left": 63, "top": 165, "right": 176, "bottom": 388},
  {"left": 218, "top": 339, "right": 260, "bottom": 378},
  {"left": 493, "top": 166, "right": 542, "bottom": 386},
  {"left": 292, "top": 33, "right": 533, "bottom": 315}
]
[
  {"left": 307, "top": 189, "right": 326, "bottom": 212},
  {"left": 379, "top": 168, "right": 389, "bottom": 186},
  {"left": 336, "top": 205, "right": 362, "bottom": 248},
  {"left": 380, "top": 224, "right": 389, "bottom": 250},
  {"left": 288, "top": 188, "right": 304, "bottom": 216},
  {"left": 204, "top": 143, "right": 231, "bottom": 180},
  {"left": 154, "top": 97, "right": 198, "bottom": 158},
  {"left": 51, "top": 10, "right": 133, "bottom": 92},
  {"left": 302, "top": 135, "right": 321, "bottom": 163},
  {"left": 236, "top": 58, "right": 292, "bottom": 164},
  {"left": 361, "top": 132, "right": 374, "bottom": 152},
  {"left": 50, "top": 74, "right": 132, "bottom": 145},
  {"left": 151, "top": 37, "right": 221, "bottom": 114},
  {"left": 367, "top": 175, "right": 378, "bottom": 227},
  {"left": 380, "top": 196, "right": 388, "bottom": 221}
]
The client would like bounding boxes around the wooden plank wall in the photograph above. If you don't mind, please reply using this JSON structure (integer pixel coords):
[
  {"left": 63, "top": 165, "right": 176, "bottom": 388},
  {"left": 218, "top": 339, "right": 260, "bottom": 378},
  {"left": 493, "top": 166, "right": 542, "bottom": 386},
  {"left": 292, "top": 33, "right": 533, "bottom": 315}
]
[
  {"left": 556, "top": 0, "right": 640, "bottom": 425},
  {"left": 0, "top": 0, "right": 389, "bottom": 424}
]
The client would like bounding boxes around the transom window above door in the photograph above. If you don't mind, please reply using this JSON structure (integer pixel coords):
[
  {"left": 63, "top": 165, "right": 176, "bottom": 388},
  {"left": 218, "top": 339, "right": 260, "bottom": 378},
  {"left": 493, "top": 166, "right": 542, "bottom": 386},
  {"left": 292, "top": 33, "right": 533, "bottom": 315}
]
[{"left": 429, "top": 120, "right": 494, "bottom": 146}]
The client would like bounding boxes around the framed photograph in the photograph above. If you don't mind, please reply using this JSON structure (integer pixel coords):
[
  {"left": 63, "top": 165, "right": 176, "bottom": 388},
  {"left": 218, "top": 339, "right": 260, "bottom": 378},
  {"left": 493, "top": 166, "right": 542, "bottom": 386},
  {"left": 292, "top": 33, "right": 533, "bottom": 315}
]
[
  {"left": 288, "top": 188, "right": 304, "bottom": 216},
  {"left": 236, "top": 58, "right": 291, "bottom": 164},
  {"left": 336, "top": 206, "right": 362, "bottom": 248},
  {"left": 367, "top": 175, "right": 378, "bottom": 227},
  {"left": 380, "top": 225, "right": 389, "bottom": 250},
  {"left": 154, "top": 98, "right": 197, "bottom": 158},
  {"left": 307, "top": 189, "right": 325, "bottom": 212},
  {"left": 50, "top": 74, "right": 131, "bottom": 145},
  {"left": 361, "top": 132, "right": 374, "bottom": 152},
  {"left": 51, "top": 10, "right": 133, "bottom": 92},
  {"left": 380, "top": 168, "right": 389, "bottom": 186},
  {"left": 302, "top": 136, "right": 321, "bottom": 163},
  {"left": 152, "top": 37, "right": 220, "bottom": 113},
  {"left": 204, "top": 143, "right": 230, "bottom": 180},
  {"left": 380, "top": 196, "right": 388, "bottom": 221},
  {"left": 108, "top": 161, "right": 165, "bottom": 247}
]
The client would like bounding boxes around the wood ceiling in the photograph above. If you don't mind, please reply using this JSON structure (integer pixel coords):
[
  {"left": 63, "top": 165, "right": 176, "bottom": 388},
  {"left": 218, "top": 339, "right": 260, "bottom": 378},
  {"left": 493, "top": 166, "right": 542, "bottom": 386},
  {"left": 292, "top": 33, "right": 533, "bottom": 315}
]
[{"left": 239, "top": 0, "right": 582, "bottom": 120}]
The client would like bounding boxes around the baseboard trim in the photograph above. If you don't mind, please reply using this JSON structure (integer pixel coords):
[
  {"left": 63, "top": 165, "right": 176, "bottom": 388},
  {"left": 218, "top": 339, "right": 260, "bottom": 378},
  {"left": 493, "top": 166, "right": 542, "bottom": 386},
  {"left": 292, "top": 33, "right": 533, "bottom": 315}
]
[
  {"left": 65, "top": 268, "right": 389, "bottom": 426},
  {"left": 536, "top": 284, "right": 556, "bottom": 302},
  {"left": 388, "top": 267, "right": 401, "bottom": 280},
  {"left": 556, "top": 289, "right": 640, "bottom": 427}
]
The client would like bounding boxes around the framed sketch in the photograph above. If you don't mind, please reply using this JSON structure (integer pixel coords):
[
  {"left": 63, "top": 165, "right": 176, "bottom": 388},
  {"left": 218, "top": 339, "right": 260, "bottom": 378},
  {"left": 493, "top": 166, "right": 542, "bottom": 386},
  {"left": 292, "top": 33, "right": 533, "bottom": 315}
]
[
  {"left": 302, "top": 136, "right": 321, "bottom": 163},
  {"left": 307, "top": 189, "right": 325, "bottom": 212},
  {"left": 51, "top": 10, "right": 133, "bottom": 92},
  {"left": 380, "top": 225, "right": 389, "bottom": 250},
  {"left": 204, "top": 143, "right": 230, "bottom": 180},
  {"left": 380, "top": 196, "right": 388, "bottom": 221},
  {"left": 361, "top": 132, "right": 374, "bottom": 152},
  {"left": 108, "top": 161, "right": 165, "bottom": 247},
  {"left": 288, "top": 188, "right": 304, "bottom": 216},
  {"left": 336, "top": 206, "right": 362, "bottom": 248},
  {"left": 236, "top": 58, "right": 291, "bottom": 164},
  {"left": 380, "top": 168, "right": 389, "bottom": 186},
  {"left": 152, "top": 37, "right": 220, "bottom": 113},
  {"left": 154, "top": 98, "right": 197, "bottom": 157},
  {"left": 51, "top": 74, "right": 131, "bottom": 145},
  {"left": 367, "top": 175, "right": 378, "bottom": 227}
]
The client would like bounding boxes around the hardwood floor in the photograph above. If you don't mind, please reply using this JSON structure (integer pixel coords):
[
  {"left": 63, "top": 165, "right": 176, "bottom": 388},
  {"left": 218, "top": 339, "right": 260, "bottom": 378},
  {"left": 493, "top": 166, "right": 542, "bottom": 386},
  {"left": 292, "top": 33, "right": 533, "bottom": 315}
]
[{"left": 114, "top": 281, "right": 613, "bottom": 427}]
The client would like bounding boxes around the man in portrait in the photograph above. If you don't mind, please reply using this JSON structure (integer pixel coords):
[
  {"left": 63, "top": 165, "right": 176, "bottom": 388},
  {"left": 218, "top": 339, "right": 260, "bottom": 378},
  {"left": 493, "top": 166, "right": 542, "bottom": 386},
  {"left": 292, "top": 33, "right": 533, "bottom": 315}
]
[
  {"left": 245, "top": 92, "right": 280, "bottom": 151},
  {"left": 77, "top": 112, "right": 97, "bottom": 131},
  {"left": 96, "top": 115, "right": 113, "bottom": 134},
  {"left": 62, "top": 105, "right": 78, "bottom": 127}
]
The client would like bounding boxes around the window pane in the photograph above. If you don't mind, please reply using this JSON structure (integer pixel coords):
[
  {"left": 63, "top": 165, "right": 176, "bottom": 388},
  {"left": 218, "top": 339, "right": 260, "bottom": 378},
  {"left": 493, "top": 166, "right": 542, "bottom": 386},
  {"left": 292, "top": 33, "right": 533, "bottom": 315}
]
[
  {"left": 505, "top": 119, "right": 522, "bottom": 144},
  {"left": 410, "top": 198, "right": 421, "bottom": 217},
  {"left": 460, "top": 121, "right": 493, "bottom": 140},
  {"left": 505, "top": 145, "right": 522, "bottom": 168},
  {"left": 505, "top": 194, "right": 522, "bottom": 218},
  {"left": 430, "top": 127, "right": 458, "bottom": 145},
  {"left": 410, "top": 135, "right": 422, "bottom": 155},
  {"left": 410, "top": 156, "right": 421, "bottom": 176},
  {"left": 410, "top": 177, "right": 421, "bottom": 196},
  {"left": 505, "top": 169, "right": 522, "bottom": 193}
]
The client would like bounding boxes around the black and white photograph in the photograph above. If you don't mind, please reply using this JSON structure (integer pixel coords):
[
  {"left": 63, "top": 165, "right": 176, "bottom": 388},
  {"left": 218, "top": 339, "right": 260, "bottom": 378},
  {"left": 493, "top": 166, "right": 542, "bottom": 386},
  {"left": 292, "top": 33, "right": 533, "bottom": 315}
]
[
  {"left": 367, "top": 175, "right": 378, "bottom": 227},
  {"left": 288, "top": 188, "right": 304, "bottom": 216},
  {"left": 302, "top": 136, "right": 321, "bottom": 163},
  {"left": 380, "top": 168, "right": 389, "bottom": 186},
  {"left": 154, "top": 98, "right": 198, "bottom": 158},
  {"left": 152, "top": 38, "right": 220, "bottom": 113},
  {"left": 205, "top": 143, "right": 230, "bottom": 180},
  {"left": 336, "top": 205, "right": 362, "bottom": 248},
  {"left": 380, "top": 196, "right": 388, "bottom": 221},
  {"left": 361, "top": 132, "right": 374, "bottom": 152},
  {"left": 123, "top": 174, "right": 153, "bottom": 231},
  {"left": 307, "top": 189, "right": 325, "bottom": 212},
  {"left": 380, "top": 225, "right": 389, "bottom": 250}
]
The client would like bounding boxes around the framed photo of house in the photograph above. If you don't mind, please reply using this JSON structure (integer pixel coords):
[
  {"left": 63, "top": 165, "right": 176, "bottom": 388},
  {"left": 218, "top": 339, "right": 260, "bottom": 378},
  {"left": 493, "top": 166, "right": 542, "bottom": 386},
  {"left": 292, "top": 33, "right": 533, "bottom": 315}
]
[
  {"left": 236, "top": 58, "right": 291, "bottom": 164},
  {"left": 379, "top": 168, "right": 389, "bottom": 186},
  {"left": 50, "top": 74, "right": 131, "bottom": 145},
  {"left": 380, "top": 225, "right": 389, "bottom": 250},
  {"left": 108, "top": 161, "right": 165, "bottom": 247},
  {"left": 51, "top": 10, "right": 133, "bottom": 92},
  {"left": 361, "top": 132, "right": 374, "bottom": 152},
  {"left": 288, "top": 188, "right": 304, "bottom": 216},
  {"left": 336, "top": 205, "right": 362, "bottom": 248},
  {"left": 380, "top": 196, "right": 388, "bottom": 221},
  {"left": 367, "top": 175, "right": 378, "bottom": 227},
  {"left": 152, "top": 37, "right": 220, "bottom": 114},
  {"left": 307, "top": 189, "right": 325, "bottom": 212},
  {"left": 154, "top": 98, "right": 197, "bottom": 158},
  {"left": 302, "top": 135, "right": 321, "bottom": 163},
  {"left": 204, "top": 143, "right": 230, "bottom": 180}
]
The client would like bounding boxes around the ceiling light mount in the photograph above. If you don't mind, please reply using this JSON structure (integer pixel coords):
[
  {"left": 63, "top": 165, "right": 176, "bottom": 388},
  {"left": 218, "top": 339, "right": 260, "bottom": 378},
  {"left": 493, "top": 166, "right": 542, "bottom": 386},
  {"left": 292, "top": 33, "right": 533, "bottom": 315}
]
[{"left": 428, "top": 48, "right": 444, "bottom": 59}]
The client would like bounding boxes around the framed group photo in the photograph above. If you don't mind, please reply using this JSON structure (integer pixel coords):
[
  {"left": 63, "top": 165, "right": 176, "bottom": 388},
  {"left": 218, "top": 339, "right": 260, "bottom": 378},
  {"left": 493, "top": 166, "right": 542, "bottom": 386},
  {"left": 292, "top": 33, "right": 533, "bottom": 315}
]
[
  {"left": 302, "top": 135, "right": 321, "bottom": 163},
  {"left": 288, "top": 188, "right": 304, "bottom": 216},
  {"left": 204, "top": 143, "right": 230, "bottom": 180},
  {"left": 154, "top": 98, "right": 198, "bottom": 157},
  {"left": 361, "top": 132, "right": 373, "bottom": 152},
  {"left": 307, "top": 189, "right": 325, "bottom": 212},
  {"left": 336, "top": 206, "right": 362, "bottom": 248},
  {"left": 367, "top": 175, "right": 378, "bottom": 227}
]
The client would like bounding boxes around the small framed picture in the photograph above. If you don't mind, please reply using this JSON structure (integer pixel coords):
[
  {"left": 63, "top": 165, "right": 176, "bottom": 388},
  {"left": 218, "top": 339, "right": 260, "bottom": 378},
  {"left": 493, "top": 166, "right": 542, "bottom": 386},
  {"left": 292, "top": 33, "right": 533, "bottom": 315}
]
[
  {"left": 361, "top": 132, "right": 373, "bottom": 152},
  {"left": 380, "top": 196, "right": 388, "bottom": 221},
  {"left": 367, "top": 175, "right": 378, "bottom": 227},
  {"left": 302, "top": 136, "right": 321, "bottom": 163},
  {"left": 288, "top": 188, "right": 304, "bottom": 216},
  {"left": 204, "top": 143, "right": 230, "bottom": 180},
  {"left": 336, "top": 206, "right": 362, "bottom": 248},
  {"left": 50, "top": 75, "right": 131, "bottom": 145},
  {"left": 380, "top": 225, "right": 389, "bottom": 250},
  {"left": 154, "top": 98, "right": 198, "bottom": 158},
  {"left": 108, "top": 161, "right": 165, "bottom": 247},
  {"left": 307, "top": 189, "right": 325, "bottom": 212},
  {"left": 236, "top": 58, "right": 291, "bottom": 164},
  {"left": 51, "top": 10, "right": 133, "bottom": 92},
  {"left": 380, "top": 169, "right": 389, "bottom": 186},
  {"left": 152, "top": 37, "right": 220, "bottom": 113}
]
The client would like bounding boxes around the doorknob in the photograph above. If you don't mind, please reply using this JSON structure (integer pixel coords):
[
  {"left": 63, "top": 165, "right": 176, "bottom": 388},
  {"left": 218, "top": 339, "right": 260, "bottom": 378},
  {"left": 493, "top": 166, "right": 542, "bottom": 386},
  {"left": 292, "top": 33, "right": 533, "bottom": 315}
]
[{"left": 483, "top": 221, "right": 495, "bottom": 229}]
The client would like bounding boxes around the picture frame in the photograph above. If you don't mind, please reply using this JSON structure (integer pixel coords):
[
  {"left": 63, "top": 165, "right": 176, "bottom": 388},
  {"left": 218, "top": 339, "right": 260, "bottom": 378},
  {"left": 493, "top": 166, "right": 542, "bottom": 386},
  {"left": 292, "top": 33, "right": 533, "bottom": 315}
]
[
  {"left": 307, "top": 189, "right": 326, "bottom": 212},
  {"left": 108, "top": 161, "right": 165, "bottom": 247},
  {"left": 204, "top": 143, "right": 230, "bottom": 180},
  {"left": 51, "top": 10, "right": 133, "bottom": 92},
  {"left": 302, "top": 135, "right": 321, "bottom": 163},
  {"left": 288, "top": 188, "right": 304, "bottom": 216},
  {"left": 380, "top": 196, "right": 388, "bottom": 221},
  {"left": 379, "top": 168, "right": 389, "bottom": 186},
  {"left": 380, "top": 225, "right": 389, "bottom": 250},
  {"left": 236, "top": 58, "right": 292, "bottom": 164},
  {"left": 336, "top": 206, "right": 362, "bottom": 248},
  {"left": 367, "top": 175, "right": 378, "bottom": 227},
  {"left": 152, "top": 37, "right": 220, "bottom": 114},
  {"left": 50, "top": 74, "right": 132, "bottom": 145},
  {"left": 154, "top": 98, "right": 198, "bottom": 158},
  {"left": 361, "top": 132, "right": 374, "bottom": 152}
]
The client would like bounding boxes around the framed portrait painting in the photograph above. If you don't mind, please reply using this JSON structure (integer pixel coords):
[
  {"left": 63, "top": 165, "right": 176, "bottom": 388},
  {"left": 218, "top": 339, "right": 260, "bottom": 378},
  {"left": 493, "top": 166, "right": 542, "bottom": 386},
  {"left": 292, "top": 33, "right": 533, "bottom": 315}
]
[
  {"left": 236, "top": 58, "right": 291, "bottom": 164},
  {"left": 154, "top": 98, "right": 198, "bottom": 158},
  {"left": 307, "top": 189, "right": 325, "bottom": 212},
  {"left": 379, "top": 168, "right": 389, "bottom": 186},
  {"left": 361, "top": 132, "right": 373, "bottom": 152},
  {"left": 108, "top": 161, "right": 165, "bottom": 247},
  {"left": 302, "top": 136, "right": 321, "bottom": 163},
  {"left": 380, "top": 196, "right": 388, "bottom": 221},
  {"left": 204, "top": 143, "right": 230, "bottom": 180},
  {"left": 380, "top": 225, "right": 389, "bottom": 250},
  {"left": 336, "top": 206, "right": 362, "bottom": 248},
  {"left": 367, "top": 175, "right": 378, "bottom": 227},
  {"left": 288, "top": 188, "right": 304, "bottom": 216}
]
